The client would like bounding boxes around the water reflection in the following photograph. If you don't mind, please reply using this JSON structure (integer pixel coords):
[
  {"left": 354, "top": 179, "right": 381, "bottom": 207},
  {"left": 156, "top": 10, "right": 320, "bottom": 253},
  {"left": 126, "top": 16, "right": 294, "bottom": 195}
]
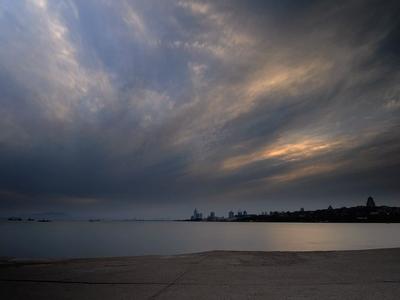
[{"left": 1, "top": 221, "right": 399, "bottom": 259}]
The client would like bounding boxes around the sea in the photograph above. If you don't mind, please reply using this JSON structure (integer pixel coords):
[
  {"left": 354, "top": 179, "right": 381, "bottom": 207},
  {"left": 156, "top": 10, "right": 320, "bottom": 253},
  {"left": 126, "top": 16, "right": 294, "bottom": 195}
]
[{"left": 1, "top": 221, "right": 400, "bottom": 259}]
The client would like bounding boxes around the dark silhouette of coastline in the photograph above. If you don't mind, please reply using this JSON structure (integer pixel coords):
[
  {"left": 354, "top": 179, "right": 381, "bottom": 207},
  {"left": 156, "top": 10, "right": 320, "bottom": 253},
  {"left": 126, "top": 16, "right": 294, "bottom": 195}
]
[{"left": 187, "top": 197, "right": 400, "bottom": 223}]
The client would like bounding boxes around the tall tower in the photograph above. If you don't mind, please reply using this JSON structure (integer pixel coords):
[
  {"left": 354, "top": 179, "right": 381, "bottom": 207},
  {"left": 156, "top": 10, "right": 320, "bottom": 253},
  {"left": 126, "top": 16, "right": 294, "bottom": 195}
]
[{"left": 366, "top": 196, "right": 376, "bottom": 208}]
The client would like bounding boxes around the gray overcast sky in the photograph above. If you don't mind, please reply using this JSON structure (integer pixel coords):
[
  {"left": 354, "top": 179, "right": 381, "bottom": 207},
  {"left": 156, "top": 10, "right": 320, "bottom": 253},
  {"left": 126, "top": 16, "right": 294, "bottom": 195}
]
[{"left": 0, "top": 0, "right": 399, "bottom": 219}]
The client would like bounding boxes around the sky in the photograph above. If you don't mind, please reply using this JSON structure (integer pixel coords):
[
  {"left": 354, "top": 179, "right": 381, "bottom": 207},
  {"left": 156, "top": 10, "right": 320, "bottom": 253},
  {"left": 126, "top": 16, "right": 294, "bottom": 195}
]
[{"left": 0, "top": 0, "right": 399, "bottom": 219}]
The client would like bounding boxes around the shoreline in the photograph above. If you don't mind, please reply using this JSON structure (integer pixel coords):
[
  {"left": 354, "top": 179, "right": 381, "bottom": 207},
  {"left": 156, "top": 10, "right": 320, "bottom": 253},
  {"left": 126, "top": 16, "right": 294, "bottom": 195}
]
[
  {"left": 2, "top": 248, "right": 400, "bottom": 299},
  {"left": 2, "top": 246, "right": 400, "bottom": 262},
  {"left": 4, "top": 218, "right": 400, "bottom": 223}
]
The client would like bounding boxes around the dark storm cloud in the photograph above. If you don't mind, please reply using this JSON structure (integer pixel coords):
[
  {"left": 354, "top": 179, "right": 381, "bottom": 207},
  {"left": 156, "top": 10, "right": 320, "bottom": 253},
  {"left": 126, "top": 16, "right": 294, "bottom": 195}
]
[{"left": 0, "top": 0, "right": 399, "bottom": 218}]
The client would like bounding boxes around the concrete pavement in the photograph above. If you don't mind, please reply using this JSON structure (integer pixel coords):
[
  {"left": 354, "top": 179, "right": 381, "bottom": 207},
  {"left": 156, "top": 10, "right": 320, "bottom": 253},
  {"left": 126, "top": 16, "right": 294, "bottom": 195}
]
[{"left": 1, "top": 248, "right": 400, "bottom": 299}]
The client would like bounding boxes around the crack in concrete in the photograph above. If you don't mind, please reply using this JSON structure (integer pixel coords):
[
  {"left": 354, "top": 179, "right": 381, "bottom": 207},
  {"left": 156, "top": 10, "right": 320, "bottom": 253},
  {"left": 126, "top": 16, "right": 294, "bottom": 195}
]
[
  {"left": 1, "top": 278, "right": 399, "bottom": 286},
  {"left": 0, "top": 279, "right": 167, "bottom": 285},
  {"left": 147, "top": 253, "right": 210, "bottom": 299}
]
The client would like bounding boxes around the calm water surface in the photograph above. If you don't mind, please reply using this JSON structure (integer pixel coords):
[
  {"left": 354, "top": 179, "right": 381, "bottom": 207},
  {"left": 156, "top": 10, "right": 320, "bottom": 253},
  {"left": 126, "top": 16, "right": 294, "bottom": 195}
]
[{"left": 1, "top": 221, "right": 400, "bottom": 259}]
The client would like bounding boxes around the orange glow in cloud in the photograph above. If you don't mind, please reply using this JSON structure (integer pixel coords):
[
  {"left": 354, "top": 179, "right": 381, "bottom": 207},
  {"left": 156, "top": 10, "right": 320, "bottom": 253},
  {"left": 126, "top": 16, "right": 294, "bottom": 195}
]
[
  {"left": 222, "top": 138, "right": 343, "bottom": 171},
  {"left": 246, "top": 60, "right": 332, "bottom": 100}
]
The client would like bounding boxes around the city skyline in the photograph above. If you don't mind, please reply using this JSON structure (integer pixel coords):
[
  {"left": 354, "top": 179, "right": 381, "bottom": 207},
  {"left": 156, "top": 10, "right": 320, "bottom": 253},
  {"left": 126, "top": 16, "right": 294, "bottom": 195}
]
[
  {"left": 189, "top": 196, "right": 378, "bottom": 219},
  {"left": 187, "top": 196, "right": 400, "bottom": 223},
  {"left": 0, "top": 0, "right": 400, "bottom": 219}
]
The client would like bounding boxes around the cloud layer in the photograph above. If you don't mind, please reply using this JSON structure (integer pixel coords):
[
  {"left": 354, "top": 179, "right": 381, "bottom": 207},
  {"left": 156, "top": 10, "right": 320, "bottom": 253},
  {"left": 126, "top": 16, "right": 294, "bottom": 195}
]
[{"left": 1, "top": 0, "right": 399, "bottom": 218}]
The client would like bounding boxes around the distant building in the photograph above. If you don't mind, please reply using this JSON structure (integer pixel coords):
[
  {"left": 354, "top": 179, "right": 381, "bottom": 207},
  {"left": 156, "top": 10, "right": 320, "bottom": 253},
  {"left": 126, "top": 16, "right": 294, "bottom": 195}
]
[
  {"left": 366, "top": 196, "right": 376, "bottom": 208},
  {"left": 243, "top": 210, "right": 247, "bottom": 216},
  {"left": 206, "top": 211, "right": 216, "bottom": 221},
  {"left": 228, "top": 211, "right": 234, "bottom": 218},
  {"left": 191, "top": 208, "right": 203, "bottom": 220}
]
